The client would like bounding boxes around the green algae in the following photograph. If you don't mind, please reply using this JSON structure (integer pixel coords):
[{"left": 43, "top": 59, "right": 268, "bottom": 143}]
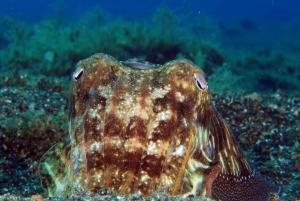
[{"left": 0, "top": 8, "right": 221, "bottom": 77}]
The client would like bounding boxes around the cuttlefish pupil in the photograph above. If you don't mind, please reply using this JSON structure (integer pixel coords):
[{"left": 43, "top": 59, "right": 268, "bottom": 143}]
[{"left": 39, "top": 53, "right": 281, "bottom": 201}]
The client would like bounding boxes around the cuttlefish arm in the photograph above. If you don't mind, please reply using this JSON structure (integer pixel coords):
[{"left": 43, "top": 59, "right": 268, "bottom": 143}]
[
  {"left": 39, "top": 140, "right": 72, "bottom": 197},
  {"left": 206, "top": 111, "right": 282, "bottom": 201}
]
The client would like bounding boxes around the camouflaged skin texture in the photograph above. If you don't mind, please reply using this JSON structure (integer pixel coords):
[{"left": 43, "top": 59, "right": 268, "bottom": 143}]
[{"left": 39, "top": 53, "right": 280, "bottom": 200}]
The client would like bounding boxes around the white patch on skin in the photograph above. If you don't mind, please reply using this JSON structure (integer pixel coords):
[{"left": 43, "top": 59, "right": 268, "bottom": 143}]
[
  {"left": 116, "top": 92, "right": 149, "bottom": 125},
  {"left": 140, "top": 172, "right": 151, "bottom": 183},
  {"left": 89, "top": 141, "right": 103, "bottom": 152},
  {"left": 109, "top": 136, "right": 122, "bottom": 148},
  {"left": 151, "top": 85, "right": 171, "bottom": 99},
  {"left": 172, "top": 145, "right": 186, "bottom": 156},
  {"left": 147, "top": 140, "right": 163, "bottom": 155},
  {"left": 146, "top": 141, "right": 158, "bottom": 155},
  {"left": 152, "top": 121, "right": 159, "bottom": 129},
  {"left": 182, "top": 118, "right": 188, "bottom": 127},
  {"left": 94, "top": 172, "right": 103, "bottom": 182},
  {"left": 159, "top": 174, "right": 174, "bottom": 188},
  {"left": 152, "top": 110, "right": 172, "bottom": 129},
  {"left": 99, "top": 85, "right": 113, "bottom": 99},
  {"left": 157, "top": 110, "right": 172, "bottom": 121},
  {"left": 117, "top": 92, "right": 135, "bottom": 112},
  {"left": 116, "top": 109, "right": 126, "bottom": 120},
  {"left": 175, "top": 91, "right": 185, "bottom": 102},
  {"left": 124, "top": 93, "right": 134, "bottom": 107},
  {"left": 129, "top": 121, "right": 136, "bottom": 130},
  {"left": 115, "top": 103, "right": 136, "bottom": 126},
  {"left": 96, "top": 124, "right": 101, "bottom": 130}
]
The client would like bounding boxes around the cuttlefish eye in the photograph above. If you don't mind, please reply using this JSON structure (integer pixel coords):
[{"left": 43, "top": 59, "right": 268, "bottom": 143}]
[
  {"left": 194, "top": 73, "right": 208, "bottom": 91},
  {"left": 73, "top": 67, "right": 84, "bottom": 81}
]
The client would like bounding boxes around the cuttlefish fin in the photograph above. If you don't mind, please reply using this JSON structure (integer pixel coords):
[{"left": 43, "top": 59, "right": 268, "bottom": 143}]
[
  {"left": 39, "top": 140, "right": 72, "bottom": 197},
  {"left": 208, "top": 112, "right": 281, "bottom": 201}
]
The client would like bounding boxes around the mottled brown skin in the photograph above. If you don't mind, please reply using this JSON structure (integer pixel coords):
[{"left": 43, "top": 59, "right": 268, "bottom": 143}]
[{"left": 39, "top": 53, "right": 281, "bottom": 200}]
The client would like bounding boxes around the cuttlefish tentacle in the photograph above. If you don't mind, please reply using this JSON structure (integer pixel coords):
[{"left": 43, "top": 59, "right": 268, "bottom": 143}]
[{"left": 39, "top": 140, "right": 72, "bottom": 196}]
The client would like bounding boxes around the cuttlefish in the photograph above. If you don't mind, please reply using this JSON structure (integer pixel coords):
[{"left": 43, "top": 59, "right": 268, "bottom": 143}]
[{"left": 39, "top": 53, "right": 281, "bottom": 200}]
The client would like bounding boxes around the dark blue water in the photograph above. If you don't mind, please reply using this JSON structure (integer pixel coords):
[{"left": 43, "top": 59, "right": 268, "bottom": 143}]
[{"left": 1, "top": 0, "right": 300, "bottom": 22}]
